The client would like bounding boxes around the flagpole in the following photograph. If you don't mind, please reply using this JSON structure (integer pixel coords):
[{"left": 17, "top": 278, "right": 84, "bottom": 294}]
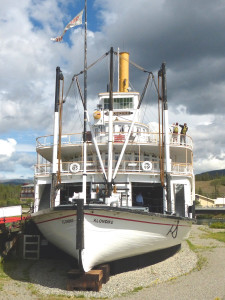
[{"left": 82, "top": 0, "right": 87, "bottom": 204}]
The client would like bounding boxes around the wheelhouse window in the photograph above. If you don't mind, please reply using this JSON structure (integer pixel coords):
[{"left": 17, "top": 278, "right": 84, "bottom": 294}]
[
  {"left": 104, "top": 98, "right": 110, "bottom": 109},
  {"left": 104, "top": 98, "right": 133, "bottom": 109}
]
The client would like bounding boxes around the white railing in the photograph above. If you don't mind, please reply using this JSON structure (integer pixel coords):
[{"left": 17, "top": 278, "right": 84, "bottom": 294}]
[
  {"left": 36, "top": 133, "right": 83, "bottom": 148},
  {"left": 36, "top": 132, "right": 193, "bottom": 149},
  {"left": 171, "top": 163, "right": 193, "bottom": 174},
  {"left": 35, "top": 161, "right": 193, "bottom": 176}
]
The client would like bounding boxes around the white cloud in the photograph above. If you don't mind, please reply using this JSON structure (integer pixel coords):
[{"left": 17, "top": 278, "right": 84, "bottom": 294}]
[
  {"left": 0, "top": 138, "right": 17, "bottom": 159},
  {"left": 1, "top": 0, "right": 225, "bottom": 178}
]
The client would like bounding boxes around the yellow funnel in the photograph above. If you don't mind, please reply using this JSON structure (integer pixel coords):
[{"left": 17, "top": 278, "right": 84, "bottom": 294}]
[{"left": 119, "top": 52, "right": 129, "bottom": 92}]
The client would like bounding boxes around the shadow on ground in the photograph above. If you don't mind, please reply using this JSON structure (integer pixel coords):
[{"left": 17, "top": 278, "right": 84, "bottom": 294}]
[{"left": 1, "top": 240, "right": 181, "bottom": 291}]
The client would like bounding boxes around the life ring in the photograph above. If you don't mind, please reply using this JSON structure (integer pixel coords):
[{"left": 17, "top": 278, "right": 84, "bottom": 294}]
[
  {"left": 70, "top": 163, "right": 80, "bottom": 173},
  {"left": 142, "top": 161, "right": 152, "bottom": 171},
  {"left": 93, "top": 110, "right": 101, "bottom": 119}
]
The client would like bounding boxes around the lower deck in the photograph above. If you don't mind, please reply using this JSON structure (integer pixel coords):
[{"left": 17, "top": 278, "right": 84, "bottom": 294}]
[{"left": 36, "top": 178, "right": 193, "bottom": 218}]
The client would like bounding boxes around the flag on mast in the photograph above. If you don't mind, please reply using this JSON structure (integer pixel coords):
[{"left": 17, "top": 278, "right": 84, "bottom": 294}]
[{"left": 51, "top": 10, "right": 83, "bottom": 42}]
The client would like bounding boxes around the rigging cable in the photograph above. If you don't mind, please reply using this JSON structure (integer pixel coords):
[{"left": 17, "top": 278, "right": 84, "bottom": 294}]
[
  {"left": 63, "top": 51, "right": 110, "bottom": 104},
  {"left": 140, "top": 78, "right": 153, "bottom": 124},
  {"left": 73, "top": 81, "right": 83, "bottom": 128}
]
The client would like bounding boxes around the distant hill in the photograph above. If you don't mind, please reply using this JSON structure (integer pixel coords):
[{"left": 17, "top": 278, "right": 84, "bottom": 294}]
[
  {"left": 0, "top": 178, "right": 33, "bottom": 185},
  {"left": 196, "top": 169, "right": 225, "bottom": 181}
]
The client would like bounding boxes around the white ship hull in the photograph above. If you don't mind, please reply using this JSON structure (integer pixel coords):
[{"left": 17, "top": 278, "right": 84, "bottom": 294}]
[{"left": 32, "top": 205, "right": 191, "bottom": 272}]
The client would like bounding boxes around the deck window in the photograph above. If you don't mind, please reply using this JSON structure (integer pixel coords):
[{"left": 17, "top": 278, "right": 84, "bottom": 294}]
[{"left": 104, "top": 98, "right": 133, "bottom": 109}]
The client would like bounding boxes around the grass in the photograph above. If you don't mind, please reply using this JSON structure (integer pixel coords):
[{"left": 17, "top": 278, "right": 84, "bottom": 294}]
[
  {"left": 198, "top": 226, "right": 225, "bottom": 243},
  {"left": 195, "top": 180, "right": 225, "bottom": 196},
  {"left": 132, "top": 286, "right": 144, "bottom": 293},
  {"left": 186, "top": 239, "right": 215, "bottom": 252},
  {"left": 0, "top": 263, "right": 9, "bottom": 280},
  {"left": 195, "top": 254, "right": 207, "bottom": 271},
  {"left": 202, "top": 231, "right": 225, "bottom": 243},
  {"left": 186, "top": 239, "right": 208, "bottom": 271},
  {"left": 209, "top": 222, "right": 225, "bottom": 229},
  {"left": 187, "top": 226, "right": 225, "bottom": 273}
]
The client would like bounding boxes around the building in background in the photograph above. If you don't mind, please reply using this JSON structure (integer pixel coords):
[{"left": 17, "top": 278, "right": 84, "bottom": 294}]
[
  {"left": 195, "top": 194, "right": 215, "bottom": 207},
  {"left": 20, "top": 184, "right": 34, "bottom": 202}
]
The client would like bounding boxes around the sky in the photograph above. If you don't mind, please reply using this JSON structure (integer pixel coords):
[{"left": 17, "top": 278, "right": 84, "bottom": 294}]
[{"left": 1, "top": 0, "right": 225, "bottom": 180}]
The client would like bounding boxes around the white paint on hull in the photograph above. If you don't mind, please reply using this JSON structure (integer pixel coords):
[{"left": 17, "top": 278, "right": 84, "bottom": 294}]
[{"left": 32, "top": 208, "right": 191, "bottom": 272}]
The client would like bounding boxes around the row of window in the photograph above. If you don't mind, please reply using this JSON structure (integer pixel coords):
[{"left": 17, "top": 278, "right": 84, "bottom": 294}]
[{"left": 104, "top": 97, "right": 133, "bottom": 109}]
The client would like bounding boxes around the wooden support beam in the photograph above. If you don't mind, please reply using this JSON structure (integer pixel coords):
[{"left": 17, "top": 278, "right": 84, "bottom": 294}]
[
  {"left": 95, "top": 264, "right": 110, "bottom": 284},
  {"left": 67, "top": 269, "right": 103, "bottom": 292}
]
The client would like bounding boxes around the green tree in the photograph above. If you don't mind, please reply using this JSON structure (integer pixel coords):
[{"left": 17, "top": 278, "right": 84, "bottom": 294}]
[
  {"left": 210, "top": 179, "right": 220, "bottom": 198},
  {"left": 197, "top": 187, "right": 203, "bottom": 195},
  {"left": 0, "top": 184, "right": 21, "bottom": 207}
]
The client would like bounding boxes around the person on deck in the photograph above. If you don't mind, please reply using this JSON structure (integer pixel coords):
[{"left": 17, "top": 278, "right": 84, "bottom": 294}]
[
  {"left": 180, "top": 123, "right": 188, "bottom": 145},
  {"left": 136, "top": 192, "right": 144, "bottom": 206},
  {"left": 172, "top": 122, "right": 179, "bottom": 143}
]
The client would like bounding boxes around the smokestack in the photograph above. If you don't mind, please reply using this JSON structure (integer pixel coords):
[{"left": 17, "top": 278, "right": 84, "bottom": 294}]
[{"left": 119, "top": 52, "right": 129, "bottom": 92}]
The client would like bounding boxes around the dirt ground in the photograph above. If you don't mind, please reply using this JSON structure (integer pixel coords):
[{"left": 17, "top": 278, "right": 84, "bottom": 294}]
[{"left": 0, "top": 225, "right": 225, "bottom": 300}]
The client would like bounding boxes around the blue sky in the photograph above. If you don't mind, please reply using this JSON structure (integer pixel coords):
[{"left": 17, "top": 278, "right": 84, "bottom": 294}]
[{"left": 1, "top": 0, "right": 225, "bottom": 179}]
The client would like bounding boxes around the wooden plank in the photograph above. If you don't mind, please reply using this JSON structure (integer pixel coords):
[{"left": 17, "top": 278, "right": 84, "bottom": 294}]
[
  {"left": 95, "top": 264, "right": 110, "bottom": 283},
  {"left": 67, "top": 269, "right": 103, "bottom": 292}
]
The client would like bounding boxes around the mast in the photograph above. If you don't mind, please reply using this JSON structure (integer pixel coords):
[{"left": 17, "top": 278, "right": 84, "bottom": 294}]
[
  {"left": 161, "top": 62, "right": 172, "bottom": 213},
  {"left": 117, "top": 48, "right": 120, "bottom": 92},
  {"left": 51, "top": 66, "right": 63, "bottom": 208},
  {"left": 82, "top": 0, "right": 87, "bottom": 204},
  {"left": 107, "top": 47, "right": 114, "bottom": 197}
]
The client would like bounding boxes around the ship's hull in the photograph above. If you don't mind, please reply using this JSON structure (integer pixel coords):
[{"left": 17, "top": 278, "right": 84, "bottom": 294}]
[{"left": 31, "top": 205, "right": 192, "bottom": 272}]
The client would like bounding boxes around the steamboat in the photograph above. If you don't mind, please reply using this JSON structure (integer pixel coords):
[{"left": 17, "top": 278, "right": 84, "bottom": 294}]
[{"left": 31, "top": 46, "right": 194, "bottom": 272}]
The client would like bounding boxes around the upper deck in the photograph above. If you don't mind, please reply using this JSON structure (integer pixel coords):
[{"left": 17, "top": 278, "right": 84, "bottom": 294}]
[
  {"left": 36, "top": 130, "right": 193, "bottom": 160},
  {"left": 36, "top": 87, "right": 193, "bottom": 178},
  {"left": 35, "top": 129, "right": 193, "bottom": 178}
]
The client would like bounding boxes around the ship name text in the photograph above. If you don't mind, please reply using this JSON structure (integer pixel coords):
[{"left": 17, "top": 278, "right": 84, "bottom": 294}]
[
  {"left": 93, "top": 218, "right": 113, "bottom": 224},
  {"left": 62, "top": 219, "right": 74, "bottom": 224}
]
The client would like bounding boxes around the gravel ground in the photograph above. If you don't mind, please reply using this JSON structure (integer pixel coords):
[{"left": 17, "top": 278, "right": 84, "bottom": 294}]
[{"left": 0, "top": 225, "right": 224, "bottom": 300}]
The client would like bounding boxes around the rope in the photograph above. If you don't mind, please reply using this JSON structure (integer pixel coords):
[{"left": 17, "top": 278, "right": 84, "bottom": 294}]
[
  {"left": 64, "top": 50, "right": 159, "bottom": 103},
  {"left": 63, "top": 51, "right": 110, "bottom": 103},
  {"left": 73, "top": 82, "right": 83, "bottom": 128},
  {"left": 114, "top": 51, "right": 152, "bottom": 74},
  {"left": 72, "top": 51, "right": 110, "bottom": 79}
]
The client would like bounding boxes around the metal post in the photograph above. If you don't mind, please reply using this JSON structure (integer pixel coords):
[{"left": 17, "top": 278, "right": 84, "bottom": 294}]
[
  {"left": 51, "top": 66, "right": 63, "bottom": 208},
  {"left": 107, "top": 47, "right": 114, "bottom": 197},
  {"left": 82, "top": 0, "right": 87, "bottom": 204},
  {"left": 76, "top": 199, "right": 84, "bottom": 270},
  {"left": 161, "top": 63, "right": 172, "bottom": 213}
]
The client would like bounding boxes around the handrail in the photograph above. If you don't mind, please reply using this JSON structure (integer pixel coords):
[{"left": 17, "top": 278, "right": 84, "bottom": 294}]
[
  {"left": 36, "top": 132, "right": 193, "bottom": 149},
  {"left": 34, "top": 161, "right": 193, "bottom": 176}
]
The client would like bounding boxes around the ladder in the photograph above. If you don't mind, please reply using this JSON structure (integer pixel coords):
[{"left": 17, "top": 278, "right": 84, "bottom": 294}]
[{"left": 23, "top": 235, "right": 40, "bottom": 260}]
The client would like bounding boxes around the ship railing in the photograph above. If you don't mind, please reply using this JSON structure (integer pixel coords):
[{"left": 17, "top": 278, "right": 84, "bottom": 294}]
[
  {"left": 171, "top": 163, "right": 193, "bottom": 174},
  {"left": 35, "top": 164, "right": 52, "bottom": 175},
  {"left": 36, "top": 133, "right": 83, "bottom": 148},
  {"left": 36, "top": 132, "right": 193, "bottom": 149},
  {"left": 95, "top": 131, "right": 193, "bottom": 148},
  {"left": 34, "top": 161, "right": 193, "bottom": 176}
]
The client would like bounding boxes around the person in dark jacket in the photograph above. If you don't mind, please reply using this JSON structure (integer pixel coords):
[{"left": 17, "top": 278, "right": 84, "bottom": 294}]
[{"left": 180, "top": 123, "right": 188, "bottom": 144}]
